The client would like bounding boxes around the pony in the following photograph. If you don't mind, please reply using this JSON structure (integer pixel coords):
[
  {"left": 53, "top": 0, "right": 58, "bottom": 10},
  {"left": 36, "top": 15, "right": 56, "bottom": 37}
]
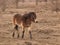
[{"left": 12, "top": 12, "right": 37, "bottom": 39}]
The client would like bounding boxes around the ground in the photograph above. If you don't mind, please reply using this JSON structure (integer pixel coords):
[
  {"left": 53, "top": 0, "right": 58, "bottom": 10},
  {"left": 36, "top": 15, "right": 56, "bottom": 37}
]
[{"left": 0, "top": 2, "right": 60, "bottom": 45}]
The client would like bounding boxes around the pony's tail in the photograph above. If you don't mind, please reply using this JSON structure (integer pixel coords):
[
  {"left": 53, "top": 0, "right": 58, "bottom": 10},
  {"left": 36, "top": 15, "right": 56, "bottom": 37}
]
[
  {"left": 13, "top": 16, "right": 18, "bottom": 30},
  {"left": 14, "top": 25, "right": 18, "bottom": 30},
  {"left": 13, "top": 17, "right": 16, "bottom": 25}
]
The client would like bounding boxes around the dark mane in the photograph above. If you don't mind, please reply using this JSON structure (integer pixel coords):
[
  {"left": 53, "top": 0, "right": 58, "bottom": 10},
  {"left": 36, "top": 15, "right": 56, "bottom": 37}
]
[{"left": 28, "top": 12, "right": 36, "bottom": 19}]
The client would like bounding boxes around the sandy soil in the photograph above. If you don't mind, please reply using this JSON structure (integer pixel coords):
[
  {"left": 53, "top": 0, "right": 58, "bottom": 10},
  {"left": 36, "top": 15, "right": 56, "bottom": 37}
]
[{"left": 0, "top": 2, "right": 60, "bottom": 45}]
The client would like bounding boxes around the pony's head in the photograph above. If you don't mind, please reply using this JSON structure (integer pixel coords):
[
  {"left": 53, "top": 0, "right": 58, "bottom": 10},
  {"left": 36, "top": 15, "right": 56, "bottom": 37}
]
[{"left": 28, "top": 12, "right": 38, "bottom": 23}]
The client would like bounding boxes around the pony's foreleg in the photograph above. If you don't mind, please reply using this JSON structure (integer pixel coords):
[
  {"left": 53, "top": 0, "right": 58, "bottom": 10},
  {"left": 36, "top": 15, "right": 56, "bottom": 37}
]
[
  {"left": 22, "top": 30, "right": 25, "bottom": 38},
  {"left": 28, "top": 27, "right": 32, "bottom": 39},
  {"left": 29, "top": 31, "right": 32, "bottom": 39},
  {"left": 22, "top": 27, "right": 25, "bottom": 39}
]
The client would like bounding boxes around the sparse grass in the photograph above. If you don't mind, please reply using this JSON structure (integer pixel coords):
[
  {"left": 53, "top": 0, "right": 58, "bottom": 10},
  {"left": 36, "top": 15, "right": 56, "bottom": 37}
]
[{"left": 0, "top": 1, "right": 60, "bottom": 45}]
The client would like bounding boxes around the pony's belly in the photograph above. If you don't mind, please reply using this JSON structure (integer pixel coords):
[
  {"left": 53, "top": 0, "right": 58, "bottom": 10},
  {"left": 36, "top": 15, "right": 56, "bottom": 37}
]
[{"left": 23, "top": 23, "right": 31, "bottom": 27}]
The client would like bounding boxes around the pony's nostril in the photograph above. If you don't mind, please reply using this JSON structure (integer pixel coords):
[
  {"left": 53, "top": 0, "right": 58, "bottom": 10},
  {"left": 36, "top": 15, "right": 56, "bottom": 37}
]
[{"left": 36, "top": 21, "right": 38, "bottom": 23}]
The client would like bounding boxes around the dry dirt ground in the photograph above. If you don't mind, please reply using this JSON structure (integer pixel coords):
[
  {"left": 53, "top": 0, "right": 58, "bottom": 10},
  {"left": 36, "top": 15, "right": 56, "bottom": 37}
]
[{"left": 0, "top": 3, "right": 60, "bottom": 45}]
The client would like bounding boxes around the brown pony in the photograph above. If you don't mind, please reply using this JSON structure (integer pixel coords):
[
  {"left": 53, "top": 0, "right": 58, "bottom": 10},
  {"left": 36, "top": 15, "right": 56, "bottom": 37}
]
[{"left": 12, "top": 12, "right": 37, "bottom": 39}]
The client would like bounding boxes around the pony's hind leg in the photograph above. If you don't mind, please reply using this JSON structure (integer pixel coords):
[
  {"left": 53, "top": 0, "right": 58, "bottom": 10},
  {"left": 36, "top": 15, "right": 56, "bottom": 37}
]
[
  {"left": 14, "top": 25, "right": 18, "bottom": 30},
  {"left": 15, "top": 25, "right": 20, "bottom": 38},
  {"left": 12, "top": 25, "right": 19, "bottom": 38},
  {"left": 12, "top": 30, "right": 15, "bottom": 38},
  {"left": 12, "top": 29, "right": 15, "bottom": 38},
  {"left": 16, "top": 29, "right": 20, "bottom": 38}
]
